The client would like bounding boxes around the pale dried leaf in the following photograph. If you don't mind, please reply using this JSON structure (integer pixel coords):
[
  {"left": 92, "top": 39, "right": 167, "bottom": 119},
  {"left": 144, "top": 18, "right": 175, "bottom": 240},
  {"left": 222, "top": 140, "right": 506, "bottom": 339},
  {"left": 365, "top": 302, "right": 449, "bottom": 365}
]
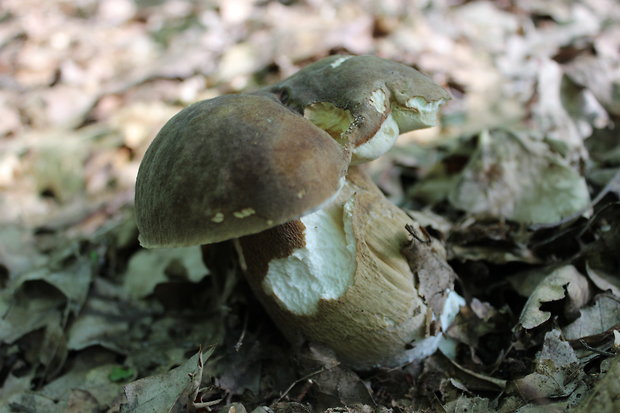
[
  {"left": 118, "top": 350, "right": 208, "bottom": 413},
  {"left": 123, "top": 246, "right": 209, "bottom": 298},
  {"left": 586, "top": 261, "right": 620, "bottom": 296},
  {"left": 449, "top": 130, "right": 591, "bottom": 225},
  {"left": 513, "top": 329, "right": 582, "bottom": 401},
  {"left": 563, "top": 294, "right": 620, "bottom": 340},
  {"left": 444, "top": 395, "right": 495, "bottom": 413},
  {"left": 519, "top": 266, "right": 590, "bottom": 329},
  {"left": 66, "top": 297, "right": 131, "bottom": 353},
  {"left": 0, "top": 251, "right": 93, "bottom": 344},
  {"left": 0, "top": 225, "right": 47, "bottom": 278}
]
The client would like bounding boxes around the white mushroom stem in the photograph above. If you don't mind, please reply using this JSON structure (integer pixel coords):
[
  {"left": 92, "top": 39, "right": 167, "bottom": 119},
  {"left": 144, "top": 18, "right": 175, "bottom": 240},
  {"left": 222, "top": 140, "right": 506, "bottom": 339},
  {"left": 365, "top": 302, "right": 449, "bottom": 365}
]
[
  {"left": 352, "top": 113, "right": 400, "bottom": 164},
  {"left": 237, "top": 168, "right": 462, "bottom": 369}
]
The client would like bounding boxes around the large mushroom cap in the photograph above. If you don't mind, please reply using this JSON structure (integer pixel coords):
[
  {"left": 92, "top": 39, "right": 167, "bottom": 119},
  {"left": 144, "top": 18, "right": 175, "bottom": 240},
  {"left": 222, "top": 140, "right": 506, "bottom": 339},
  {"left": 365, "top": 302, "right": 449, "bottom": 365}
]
[
  {"left": 135, "top": 94, "right": 350, "bottom": 248},
  {"left": 259, "top": 55, "right": 451, "bottom": 163}
]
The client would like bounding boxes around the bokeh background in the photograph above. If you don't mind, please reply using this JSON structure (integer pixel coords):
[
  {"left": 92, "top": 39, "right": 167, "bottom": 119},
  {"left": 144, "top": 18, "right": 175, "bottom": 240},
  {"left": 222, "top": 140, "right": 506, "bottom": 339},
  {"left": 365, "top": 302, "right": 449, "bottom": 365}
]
[
  {"left": 3, "top": 0, "right": 617, "bottom": 247},
  {"left": 1, "top": 1, "right": 619, "bottom": 412}
]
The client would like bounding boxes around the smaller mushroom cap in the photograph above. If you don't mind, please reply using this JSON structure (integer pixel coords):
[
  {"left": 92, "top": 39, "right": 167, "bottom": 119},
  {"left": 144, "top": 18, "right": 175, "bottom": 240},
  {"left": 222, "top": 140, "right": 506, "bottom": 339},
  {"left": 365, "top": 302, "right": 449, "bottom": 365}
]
[
  {"left": 135, "top": 94, "right": 350, "bottom": 248},
  {"left": 259, "top": 55, "right": 451, "bottom": 163}
]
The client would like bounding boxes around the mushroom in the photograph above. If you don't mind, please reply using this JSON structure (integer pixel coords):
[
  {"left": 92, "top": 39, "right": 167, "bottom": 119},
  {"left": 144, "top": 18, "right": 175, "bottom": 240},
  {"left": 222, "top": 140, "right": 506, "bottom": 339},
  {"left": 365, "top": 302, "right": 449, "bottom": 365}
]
[
  {"left": 257, "top": 55, "right": 451, "bottom": 164},
  {"left": 135, "top": 93, "right": 350, "bottom": 247},
  {"left": 135, "top": 55, "right": 461, "bottom": 369}
]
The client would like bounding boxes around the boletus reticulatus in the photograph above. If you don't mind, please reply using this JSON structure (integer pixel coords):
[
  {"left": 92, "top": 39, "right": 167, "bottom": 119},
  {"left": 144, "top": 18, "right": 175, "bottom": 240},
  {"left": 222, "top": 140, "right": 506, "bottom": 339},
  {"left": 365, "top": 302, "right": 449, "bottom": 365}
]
[{"left": 135, "top": 55, "right": 463, "bottom": 369}]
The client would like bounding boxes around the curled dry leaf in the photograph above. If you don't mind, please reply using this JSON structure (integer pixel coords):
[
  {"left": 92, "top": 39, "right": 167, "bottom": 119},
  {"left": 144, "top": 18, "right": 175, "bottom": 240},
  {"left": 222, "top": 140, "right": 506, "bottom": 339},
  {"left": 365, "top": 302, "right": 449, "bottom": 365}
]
[
  {"left": 518, "top": 266, "right": 590, "bottom": 330},
  {"left": 513, "top": 329, "right": 583, "bottom": 402},
  {"left": 123, "top": 246, "right": 209, "bottom": 299},
  {"left": 0, "top": 254, "right": 92, "bottom": 344},
  {"left": 402, "top": 223, "right": 456, "bottom": 318},
  {"left": 586, "top": 262, "right": 620, "bottom": 297}
]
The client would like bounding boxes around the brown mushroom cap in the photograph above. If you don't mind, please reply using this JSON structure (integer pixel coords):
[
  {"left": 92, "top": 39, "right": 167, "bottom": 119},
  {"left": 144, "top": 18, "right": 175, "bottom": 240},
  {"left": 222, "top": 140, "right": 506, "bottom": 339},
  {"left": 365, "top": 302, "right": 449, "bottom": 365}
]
[
  {"left": 135, "top": 94, "right": 350, "bottom": 248},
  {"left": 258, "top": 55, "right": 451, "bottom": 152}
]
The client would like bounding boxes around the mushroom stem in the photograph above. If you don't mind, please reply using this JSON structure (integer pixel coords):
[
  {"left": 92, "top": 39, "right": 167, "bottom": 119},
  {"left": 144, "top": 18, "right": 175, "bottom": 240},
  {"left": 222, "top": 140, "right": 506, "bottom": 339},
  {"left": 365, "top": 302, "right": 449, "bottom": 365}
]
[{"left": 237, "top": 167, "right": 457, "bottom": 369}]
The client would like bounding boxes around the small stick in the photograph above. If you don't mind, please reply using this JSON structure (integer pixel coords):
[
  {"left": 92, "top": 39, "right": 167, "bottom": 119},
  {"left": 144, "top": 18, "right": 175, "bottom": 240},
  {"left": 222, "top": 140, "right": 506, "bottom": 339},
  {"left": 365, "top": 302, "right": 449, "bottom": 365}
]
[
  {"left": 194, "top": 398, "right": 224, "bottom": 410},
  {"left": 234, "top": 313, "right": 249, "bottom": 352},
  {"left": 578, "top": 339, "right": 616, "bottom": 357},
  {"left": 275, "top": 364, "right": 339, "bottom": 403}
]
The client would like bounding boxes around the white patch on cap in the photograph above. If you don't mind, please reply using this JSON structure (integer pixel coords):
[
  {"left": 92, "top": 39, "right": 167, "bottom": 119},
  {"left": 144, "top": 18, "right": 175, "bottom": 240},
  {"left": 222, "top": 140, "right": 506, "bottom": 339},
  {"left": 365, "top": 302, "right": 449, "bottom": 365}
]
[
  {"left": 262, "top": 196, "right": 356, "bottom": 316},
  {"left": 351, "top": 113, "right": 400, "bottom": 164},
  {"left": 330, "top": 56, "right": 352, "bottom": 68},
  {"left": 233, "top": 208, "right": 256, "bottom": 218},
  {"left": 369, "top": 89, "right": 388, "bottom": 113},
  {"left": 211, "top": 212, "right": 224, "bottom": 223}
]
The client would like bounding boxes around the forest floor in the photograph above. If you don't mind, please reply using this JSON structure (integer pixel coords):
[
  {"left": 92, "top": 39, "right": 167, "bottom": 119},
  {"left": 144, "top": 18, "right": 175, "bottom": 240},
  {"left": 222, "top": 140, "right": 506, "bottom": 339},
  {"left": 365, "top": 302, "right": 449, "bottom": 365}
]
[{"left": 1, "top": 0, "right": 620, "bottom": 412}]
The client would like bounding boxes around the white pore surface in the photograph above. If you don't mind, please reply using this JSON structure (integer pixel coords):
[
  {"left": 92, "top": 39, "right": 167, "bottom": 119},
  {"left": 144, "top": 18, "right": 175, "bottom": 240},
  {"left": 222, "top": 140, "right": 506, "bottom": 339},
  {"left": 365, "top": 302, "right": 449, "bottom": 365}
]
[
  {"left": 393, "top": 97, "right": 447, "bottom": 132},
  {"left": 353, "top": 90, "right": 447, "bottom": 163},
  {"left": 352, "top": 113, "right": 399, "bottom": 163},
  {"left": 262, "top": 198, "right": 357, "bottom": 315}
]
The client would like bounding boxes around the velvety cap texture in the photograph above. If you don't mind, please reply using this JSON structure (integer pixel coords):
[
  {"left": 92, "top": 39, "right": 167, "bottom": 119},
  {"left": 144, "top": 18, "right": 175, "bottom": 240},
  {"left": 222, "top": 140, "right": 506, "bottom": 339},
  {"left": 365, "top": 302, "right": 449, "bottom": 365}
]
[{"left": 135, "top": 94, "right": 350, "bottom": 248}]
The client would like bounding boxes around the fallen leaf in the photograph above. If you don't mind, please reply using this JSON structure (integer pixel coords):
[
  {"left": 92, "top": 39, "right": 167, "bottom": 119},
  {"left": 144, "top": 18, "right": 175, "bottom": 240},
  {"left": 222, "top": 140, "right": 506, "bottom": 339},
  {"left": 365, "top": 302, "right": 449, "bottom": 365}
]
[
  {"left": 443, "top": 395, "right": 495, "bottom": 413},
  {"left": 513, "top": 329, "right": 582, "bottom": 402},
  {"left": 562, "top": 293, "right": 620, "bottom": 340},
  {"left": 586, "top": 262, "right": 620, "bottom": 296},
  {"left": 1, "top": 349, "right": 123, "bottom": 413},
  {"left": 571, "top": 353, "right": 620, "bottom": 413},
  {"left": 123, "top": 246, "right": 209, "bottom": 298},
  {"left": 118, "top": 349, "right": 209, "bottom": 413},
  {"left": 449, "top": 130, "right": 591, "bottom": 225},
  {"left": 519, "top": 266, "right": 590, "bottom": 329}
]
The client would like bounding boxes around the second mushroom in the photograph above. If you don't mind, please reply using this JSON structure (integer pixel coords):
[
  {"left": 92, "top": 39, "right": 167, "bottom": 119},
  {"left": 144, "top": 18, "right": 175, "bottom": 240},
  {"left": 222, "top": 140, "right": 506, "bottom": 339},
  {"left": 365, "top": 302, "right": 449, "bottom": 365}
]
[{"left": 135, "top": 55, "right": 462, "bottom": 369}]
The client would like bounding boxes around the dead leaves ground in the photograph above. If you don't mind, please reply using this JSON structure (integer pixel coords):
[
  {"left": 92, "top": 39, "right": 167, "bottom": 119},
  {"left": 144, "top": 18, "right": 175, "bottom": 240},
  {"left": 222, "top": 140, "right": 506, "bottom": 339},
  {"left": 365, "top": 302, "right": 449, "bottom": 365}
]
[{"left": 1, "top": 0, "right": 620, "bottom": 412}]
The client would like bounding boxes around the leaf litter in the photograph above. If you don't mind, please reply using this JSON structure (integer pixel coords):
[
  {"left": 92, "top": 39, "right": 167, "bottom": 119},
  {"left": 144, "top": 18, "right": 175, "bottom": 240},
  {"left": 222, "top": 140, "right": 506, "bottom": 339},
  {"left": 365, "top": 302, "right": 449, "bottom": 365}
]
[{"left": 1, "top": 0, "right": 620, "bottom": 412}]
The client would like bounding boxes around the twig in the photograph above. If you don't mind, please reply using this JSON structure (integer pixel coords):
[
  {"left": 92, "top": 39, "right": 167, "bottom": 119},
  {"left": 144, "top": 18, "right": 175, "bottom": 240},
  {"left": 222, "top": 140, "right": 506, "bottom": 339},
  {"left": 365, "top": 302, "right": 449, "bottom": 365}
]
[
  {"left": 405, "top": 223, "right": 431, "bottom": 244},
  {"left": 194, "top": 398, "right": 224, "bottom": 410},
  {"left": 234, "top": 312, "right": 249, "bottom": 352},
  {"left": 578, "top": 339, "right": 616, "bottom": 357},
  {"left": 275, "top": 364, "right": 339, "bottom": 403}
]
